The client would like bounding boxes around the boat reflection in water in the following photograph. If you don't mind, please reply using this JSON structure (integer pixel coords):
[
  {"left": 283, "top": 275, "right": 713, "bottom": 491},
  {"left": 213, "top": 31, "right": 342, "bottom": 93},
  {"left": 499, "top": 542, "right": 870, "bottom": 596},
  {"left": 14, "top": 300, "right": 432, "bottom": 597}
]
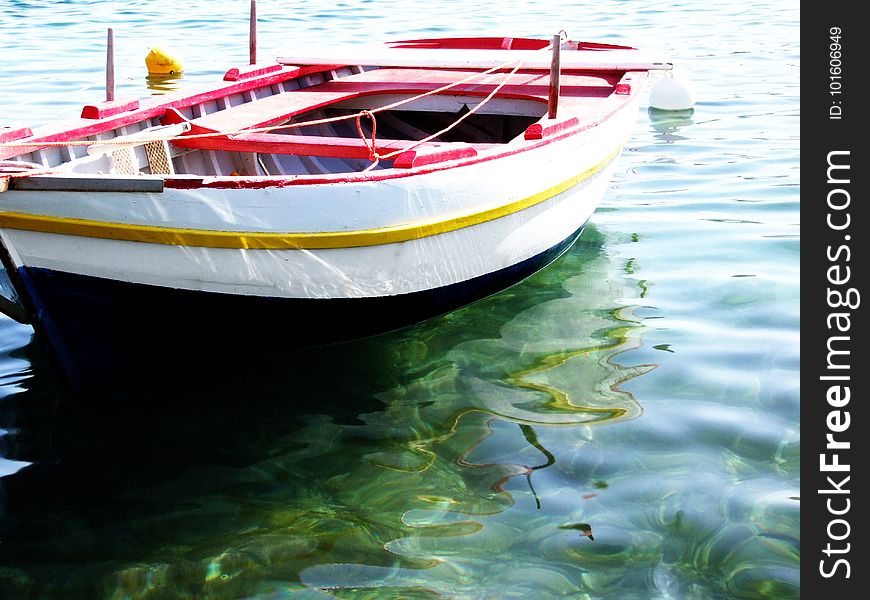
[{"left": 0, "top": 225, "right": 656, "bottom": 598}]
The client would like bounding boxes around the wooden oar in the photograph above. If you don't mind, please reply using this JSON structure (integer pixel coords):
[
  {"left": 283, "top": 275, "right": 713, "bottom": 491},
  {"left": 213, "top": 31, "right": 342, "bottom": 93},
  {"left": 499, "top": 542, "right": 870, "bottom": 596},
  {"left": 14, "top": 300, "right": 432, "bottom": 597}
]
[{"left": 277, "top": 46, "right": 673, "bottom": 71}]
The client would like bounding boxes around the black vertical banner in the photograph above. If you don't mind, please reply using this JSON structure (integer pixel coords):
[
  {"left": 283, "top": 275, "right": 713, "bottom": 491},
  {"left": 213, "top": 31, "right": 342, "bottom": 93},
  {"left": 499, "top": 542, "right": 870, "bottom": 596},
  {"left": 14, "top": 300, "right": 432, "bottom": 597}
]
[{"left": 804, "top": 4, "right": 866, "bottom": 598}]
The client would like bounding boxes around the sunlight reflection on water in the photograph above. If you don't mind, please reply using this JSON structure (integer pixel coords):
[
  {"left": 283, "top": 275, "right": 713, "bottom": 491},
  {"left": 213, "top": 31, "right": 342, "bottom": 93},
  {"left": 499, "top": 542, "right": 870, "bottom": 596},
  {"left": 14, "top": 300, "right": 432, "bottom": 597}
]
[{"left": 1, "top": 1, "right": 799, "bottom": 598}]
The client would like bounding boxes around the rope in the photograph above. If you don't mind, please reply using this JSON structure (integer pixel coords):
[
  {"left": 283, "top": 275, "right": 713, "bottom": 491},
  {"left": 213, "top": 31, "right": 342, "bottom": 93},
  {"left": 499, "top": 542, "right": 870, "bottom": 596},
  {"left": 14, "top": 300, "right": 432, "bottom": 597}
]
[
  {"left": 354, "top": 110, "right": 378, "bottom": 161},
  {"left": 1, "top": 42, "right": 555, "bottom": 175},
  {"left": 0, "top": 162, "right": 66, "bottom": 178},
  {"left": 371, "top": 58, "right": 526, "bottom": 162}
]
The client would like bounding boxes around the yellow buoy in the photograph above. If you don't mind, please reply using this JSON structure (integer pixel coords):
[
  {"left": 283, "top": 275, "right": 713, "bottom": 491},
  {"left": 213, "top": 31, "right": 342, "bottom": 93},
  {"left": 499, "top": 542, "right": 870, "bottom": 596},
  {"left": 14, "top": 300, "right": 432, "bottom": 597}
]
[{"left": 145, "top": 45, "right": 184, "bottom": 75}]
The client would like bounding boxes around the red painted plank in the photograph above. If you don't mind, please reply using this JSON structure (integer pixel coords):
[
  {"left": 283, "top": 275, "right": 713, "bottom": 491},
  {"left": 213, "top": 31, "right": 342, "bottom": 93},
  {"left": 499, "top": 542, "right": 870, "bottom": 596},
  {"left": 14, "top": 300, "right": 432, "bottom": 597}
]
[
  {"left": 172, "top": 132, "right": 388, "bottom": 159},
  {"left": 224, "top": 63, "right": 289, "bottom": 81},
  {"left": 524, "top": 117, "right": 581, "bottom": 140},
  {"left": 320, "top": 68, "right": 617, "bottom": 99},
  {"left": 614, "top": 71, "right": 643, "bottom": 95},
  {"left": 164, "top": 105, "right": 497, "bottom": 161},
  {"left": 0, "top": 126, "right": 33, "bottom": 143},
  {"left": 385, "top": 36, "right": 632, "bottom": 52},
  {"left": 171, "top": 129, "right": 497, "bottom": 160},
  {"left": 302, "top": 66, "right": 617, "bottom": 91},
  {"left": 81, "top": 98, "right": 140, "bottom": 119},
  {"left": 387, "top": 37, "right": 550, "bottom": 51},
  {"left": 392, "top": 146, "right": 478, "bottom": 168}
]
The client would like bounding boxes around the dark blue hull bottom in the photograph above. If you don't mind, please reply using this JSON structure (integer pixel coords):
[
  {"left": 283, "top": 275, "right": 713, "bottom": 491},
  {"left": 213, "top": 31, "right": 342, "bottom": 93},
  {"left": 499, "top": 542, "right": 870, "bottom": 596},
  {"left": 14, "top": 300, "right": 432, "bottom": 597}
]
[{"left": 18, "top": 226, "right": 585, "bottom": 390}]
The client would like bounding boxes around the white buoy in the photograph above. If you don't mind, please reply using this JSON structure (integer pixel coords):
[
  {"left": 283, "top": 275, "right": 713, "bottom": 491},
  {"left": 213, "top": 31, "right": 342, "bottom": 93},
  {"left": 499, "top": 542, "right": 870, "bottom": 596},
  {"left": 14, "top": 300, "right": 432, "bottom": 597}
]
[{"left": 649, "top": 71, "right": 695, "bottom": 111}]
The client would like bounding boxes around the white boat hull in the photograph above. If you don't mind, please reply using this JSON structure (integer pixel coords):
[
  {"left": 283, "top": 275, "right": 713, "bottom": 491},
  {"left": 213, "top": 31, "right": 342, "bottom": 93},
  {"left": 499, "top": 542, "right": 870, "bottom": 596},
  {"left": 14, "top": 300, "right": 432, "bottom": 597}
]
[{"left": 0, "top": 34, "right": 650, "bottom": 388}]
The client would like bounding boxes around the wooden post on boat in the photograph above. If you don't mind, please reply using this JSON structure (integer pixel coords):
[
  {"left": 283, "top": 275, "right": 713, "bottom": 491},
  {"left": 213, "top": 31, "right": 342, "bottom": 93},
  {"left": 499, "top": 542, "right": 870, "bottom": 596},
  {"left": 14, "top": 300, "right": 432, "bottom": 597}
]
[
  {"left": 548, "top": 34, "right": 560, "bottom": 119},
  {"left": 249, "top": 0, "right": 258, "bottom": 65},
  {"left": 106, "top": 28, "right": 115, "bottom": 102}
]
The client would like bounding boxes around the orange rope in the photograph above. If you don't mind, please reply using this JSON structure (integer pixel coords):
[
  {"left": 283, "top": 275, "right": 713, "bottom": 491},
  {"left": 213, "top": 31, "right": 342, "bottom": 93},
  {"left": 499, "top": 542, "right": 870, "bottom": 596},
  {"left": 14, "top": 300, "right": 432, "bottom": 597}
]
[{"left": 354, "top": 110, "right": 378, "bottom": 161}]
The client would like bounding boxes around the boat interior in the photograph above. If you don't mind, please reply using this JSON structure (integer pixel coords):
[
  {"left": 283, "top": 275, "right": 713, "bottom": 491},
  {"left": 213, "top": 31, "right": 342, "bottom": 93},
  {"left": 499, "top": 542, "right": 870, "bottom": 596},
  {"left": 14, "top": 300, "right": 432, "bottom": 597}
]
[{"left": 2, "top": 61, "right": 620, "bottom": 179}]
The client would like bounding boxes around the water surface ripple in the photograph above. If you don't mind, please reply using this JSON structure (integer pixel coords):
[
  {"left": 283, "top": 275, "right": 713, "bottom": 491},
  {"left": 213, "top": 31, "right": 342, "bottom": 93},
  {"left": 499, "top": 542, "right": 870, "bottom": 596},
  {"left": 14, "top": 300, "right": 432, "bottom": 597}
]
[{"left": 1, "top": 1, "right": 799, "bottom": 598}]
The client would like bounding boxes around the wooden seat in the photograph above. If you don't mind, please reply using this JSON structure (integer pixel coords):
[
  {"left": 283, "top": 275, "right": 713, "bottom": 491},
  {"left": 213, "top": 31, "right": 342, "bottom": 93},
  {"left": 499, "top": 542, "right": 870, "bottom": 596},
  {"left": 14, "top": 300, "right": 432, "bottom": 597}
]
[{"left": 169, "top": 130, "right": 480, "bottom": 161}]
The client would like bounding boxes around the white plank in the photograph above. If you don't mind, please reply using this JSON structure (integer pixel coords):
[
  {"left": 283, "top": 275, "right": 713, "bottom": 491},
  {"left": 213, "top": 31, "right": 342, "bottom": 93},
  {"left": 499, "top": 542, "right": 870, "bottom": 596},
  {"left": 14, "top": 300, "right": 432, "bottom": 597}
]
[{"left": 277, "top": 46, "right": 673, "bottom": 71}]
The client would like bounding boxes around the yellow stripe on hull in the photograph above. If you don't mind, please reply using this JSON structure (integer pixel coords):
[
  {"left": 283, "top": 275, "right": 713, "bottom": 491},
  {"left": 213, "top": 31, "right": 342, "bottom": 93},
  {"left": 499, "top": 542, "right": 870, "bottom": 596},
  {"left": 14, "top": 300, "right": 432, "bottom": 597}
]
[{"left": 0, "top": 151, "right": 617, "bottom": 250}]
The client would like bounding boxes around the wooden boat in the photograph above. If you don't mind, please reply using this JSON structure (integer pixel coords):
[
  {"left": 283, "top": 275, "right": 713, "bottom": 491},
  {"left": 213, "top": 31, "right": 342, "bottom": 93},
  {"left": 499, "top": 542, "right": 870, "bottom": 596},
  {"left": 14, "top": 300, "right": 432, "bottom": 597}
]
[{"left": 0, "top": 35, "right": 671, "bottom": 388}]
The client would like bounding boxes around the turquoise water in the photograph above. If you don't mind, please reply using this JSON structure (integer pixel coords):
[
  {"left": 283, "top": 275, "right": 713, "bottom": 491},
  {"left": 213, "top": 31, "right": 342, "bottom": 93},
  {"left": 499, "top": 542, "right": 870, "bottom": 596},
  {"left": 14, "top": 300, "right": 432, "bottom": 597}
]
[{"left": 0, "top": 1, "right": 799, "bottom": 598}]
